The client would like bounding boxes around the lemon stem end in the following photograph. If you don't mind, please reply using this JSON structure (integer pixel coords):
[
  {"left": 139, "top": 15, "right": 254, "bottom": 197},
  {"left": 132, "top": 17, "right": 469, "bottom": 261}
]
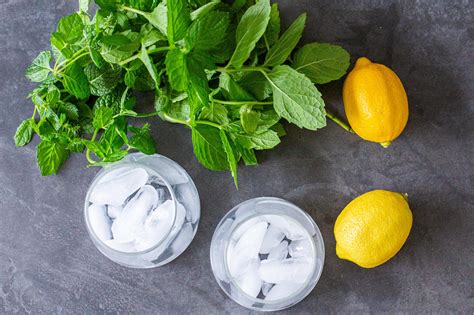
[{"left": 380, "top": 141, "right": 392, "bottom": 148}]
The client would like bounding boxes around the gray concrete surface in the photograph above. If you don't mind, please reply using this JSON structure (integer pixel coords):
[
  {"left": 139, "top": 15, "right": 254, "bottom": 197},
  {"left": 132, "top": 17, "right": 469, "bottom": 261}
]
[{"left": 1, "top": 0, "right": 473, "bottom": 313}]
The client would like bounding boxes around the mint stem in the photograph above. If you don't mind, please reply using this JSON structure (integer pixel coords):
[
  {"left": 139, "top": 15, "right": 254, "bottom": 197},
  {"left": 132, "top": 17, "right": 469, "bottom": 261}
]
[
  {"left": 216, "top": 66, "right": 270, "bottom": 74},
  {"left": 325, "top": 110, "right": 353, "bottom": 133},
  {"left": 118, "top": 46, "right": 170, "bottom": 66},
  {"left": 212, "top": 98, "right": 273, "bottom": 106}
]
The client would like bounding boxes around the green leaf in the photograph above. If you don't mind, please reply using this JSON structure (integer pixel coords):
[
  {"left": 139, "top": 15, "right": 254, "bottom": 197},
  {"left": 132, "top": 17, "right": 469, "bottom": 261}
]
[
  {"left": 56, "top": 13, "right": 84, "bottom": 44},
  {"left": 79, "top": 0, "right": 90, "bottom": 12},
  {"left": 100, "top": 33, "right": 140, "bottom": 64},
  {"left": 199, "top": 103, "right": 229, "bottom": 125},
  {"left": 240, "top": 105, "right": 260, "bottom": 133},
  {"left": 191, "top": 0, "right": 220, "bottom": 20},
  {"left": 14, "top": 119, "right": 34, "bottom": 147},
  {"left": 165, "top": 49, "right": 189, "bottom": 91},
  {"left": 192, "top": 125, "right": 228, "bottom": 170},
  {"left": 139, "top": 45, "right": 160, "bottom": 89},
  {"left": 220, "top": 130, "right": 238, "bottom": 187},
  {"left": 259, "top": 3, "right": 280, "bottom": 48},
  {"left": 167, "top": 0, "right": 191, "bottom": 44},
  {"left": 146, "top": 3, "right": 168, "bottom": 36},
  {"left": 102, "top": 149, "right": 129, "bottom": 162},
  {"left": 186, "top": 11, "right": 230, "bottom": 50},
  {"left": 264, "top": 13, "right": 306, "bottom": 67},
  {"left": 255, "top": 109, "right": 280, "bottom": 132},
  {"left": 62, "top": 63, "right": 91, "bottom": 99},
  {"left": 293, "top": 43, "right": 350, "bottom": 84},
  {"left": 219, "top": 72, "right": 255, "bottom": 101},
  {"left": 267, "top": 65, "right": 326, "bottom": 130},
  {"left": 238, "top": 72, "right": 272, "bottom": 101},
  {"left": 240, "top": 147, "right": 258, "bottom": 166},
  {"left": 186, "top": 52, "right": 210, "bottom": 111},
  {"left": 129, "top": 124, "right": 156, "bottom": 155},
  {"left": 93, "top": 106, "right": 114, "bottom": 129},
  {"left": 228, "top": 0, "right": 271, "bottom": 69},
  {"left": 36, "top": 140, "right": 69, "bottom": 176},
  {"left": 94, "top": 0, "right": 118, "bottom": 10},
  {"left": 84, "top": 63, "right": 122, "bottom": 96},
  {"left": 141, "top": 23, "right": 166, "bottom": 47},
  {"left": 235, "top": 129, "right": 280, "bottom": 150},
  {"left": 26, "top": 51, "right": 51, "bottom": 82},
  {"left": 58, "top": 102, "right": 79, "bottom": 121}
]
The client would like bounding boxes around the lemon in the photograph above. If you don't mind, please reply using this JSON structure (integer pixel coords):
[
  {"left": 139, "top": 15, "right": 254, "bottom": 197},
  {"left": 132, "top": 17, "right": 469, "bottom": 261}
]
[
  {"left": 334, "top": 190, "right": 412, "bottom": 268},
  {"left": 343, "top": 57, "right": 409, "bottom": 147}
]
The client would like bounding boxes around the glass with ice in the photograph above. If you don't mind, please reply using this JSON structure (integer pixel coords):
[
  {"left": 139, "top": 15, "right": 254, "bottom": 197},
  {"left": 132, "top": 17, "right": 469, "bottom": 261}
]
[
  {"left": 84, "top": 153, "right": 200, "bottom": 268},
  {"left": 210, "top": 197, "right": 324, "bottom": 311}
]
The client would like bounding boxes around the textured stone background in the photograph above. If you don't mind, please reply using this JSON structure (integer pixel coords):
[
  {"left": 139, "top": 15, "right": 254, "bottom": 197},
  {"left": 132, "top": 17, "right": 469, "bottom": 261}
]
[{"left": 1, "top": 0, "right": 473, "bottom": 313}]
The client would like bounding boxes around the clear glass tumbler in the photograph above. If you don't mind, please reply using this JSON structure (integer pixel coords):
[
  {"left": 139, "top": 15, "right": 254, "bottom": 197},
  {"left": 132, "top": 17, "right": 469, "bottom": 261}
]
[
  {"left": 210, "top": 197, "right": 324, "bottom": 311},
  {"left": 84, "top": 153, "right": 200, "bottom": 268}
]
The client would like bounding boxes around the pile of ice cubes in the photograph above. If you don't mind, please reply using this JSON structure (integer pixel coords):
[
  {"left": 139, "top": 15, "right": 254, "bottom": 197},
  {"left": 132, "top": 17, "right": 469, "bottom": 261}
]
[
  {"left": 227, "top": 215, "right": 315, "bottom": 301},
  {"left": 87, "top": 166, "right": 185, "bottom": 253}
]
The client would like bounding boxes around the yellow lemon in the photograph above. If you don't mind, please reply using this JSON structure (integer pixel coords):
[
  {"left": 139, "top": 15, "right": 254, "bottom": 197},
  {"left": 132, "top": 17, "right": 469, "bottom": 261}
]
[
  {"left": 334, "top": 190, "right": 412, "bottom": 268},
  {"left": 343, "top": 57, "right": 409, "bottom": 147}
]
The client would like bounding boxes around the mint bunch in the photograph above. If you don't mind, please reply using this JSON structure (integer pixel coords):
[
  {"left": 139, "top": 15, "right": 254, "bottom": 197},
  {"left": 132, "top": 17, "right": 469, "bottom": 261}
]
[{"left": 15, "top": 0, "right": 350, "bottom": 186}]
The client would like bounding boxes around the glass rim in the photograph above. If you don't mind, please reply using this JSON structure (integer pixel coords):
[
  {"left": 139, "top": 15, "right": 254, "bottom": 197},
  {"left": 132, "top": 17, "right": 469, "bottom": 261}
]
[
  {"left": 210, "top": 197, "right": 325, "bottom": 311},
  {"left": 84, "top": 158, "right": 178, "bottom": 256}
]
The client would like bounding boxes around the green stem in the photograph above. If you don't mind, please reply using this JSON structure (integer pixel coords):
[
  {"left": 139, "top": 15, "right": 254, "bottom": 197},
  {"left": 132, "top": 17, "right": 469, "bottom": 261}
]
[
  {"left": 118, "top": 46, "right": 170, "bottom": 66},
  {"left": 31, "top": 107, "right": 37, "bottom": 120},
  {"left": 132, "top": 111, "right": 161, "bottom": 118},
  {"left": 86, "top": 129, "right": 99, "bottom": 164},
  {"left": 55, "top": 47, "right": 88, "bottom": 70},
  {"left": 161, "top": 113, "right": 191, "bottom": 126},
  {"left": 212, "top": 98, "right": 273, "bottom": 106},
  {"left": 119, "top": 5, "right": 148, "bottom": 17},
  {"left": 195, "top": 120, "right": 223, "bottom": 129},
  {"left": 325, "top": 110, "right": 353, "bottom": 133},
  {"left": 216, "top": 66, "right": 269, "bottom": 74}
]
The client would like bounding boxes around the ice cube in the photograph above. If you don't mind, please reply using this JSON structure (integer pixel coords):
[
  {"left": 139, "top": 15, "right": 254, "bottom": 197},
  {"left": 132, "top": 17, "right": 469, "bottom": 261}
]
[
  {"left": 111, "top": 185, "right": 158, "bottom": 243},
  {"left": 264, "top": 282, "right": 302, "bottom": 301},
  {"left": 88, "top": 204, "right": 112, "bottom": 241},
  {"left": 261, "top": 215, "right": 307, "bottom": 240},
  {"left": 134, "top": 200, "right": 186, "bottom": 251},
  {"left": 230, "top": 217, "right": 263, "bottom": 242},
  {"left": 260, "top": 225, "right": 285, "bottom": 254},
  {"left": 227, "top": 221, "right": 268, "bottom": 278},
  {"left": 267, "top": 240, "right": 289, "bottom": 261},
  {"left": 261, "top": 282, "right": 274, "bottom": 296},
  {"left": 174, "top": 184, "right": 200, "bottom": 224},
  {"left": 104, "top": 239, "right": 136, "bottom": 252},
  {"left": 288, "top": 239, "right": 313, "bottom": 258},
  {"left": 258, "top": 257, "right": 313, "bottom": 284},
  {"left": 90, "top": 168, "right": 149, "bottom": 206},
  {"left": 136, "top": 154, "right": 189, "bottom": 185},
  {"left": 236, "top": 259, "right": 262, "bottom": 298},
  {"left": 98, "top": 166, "right": 133, "bottom": 183},
  {"left": 107, "top": 205, "right": 123, "bottom": 220}
]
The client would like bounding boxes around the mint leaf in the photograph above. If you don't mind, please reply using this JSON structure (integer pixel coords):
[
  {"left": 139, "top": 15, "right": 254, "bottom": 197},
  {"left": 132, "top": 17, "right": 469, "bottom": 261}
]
[
  {"left": 167, "top": 0, "right": 191, "bottom": 44},
  {"left": 84, "top": 63, "right": 122, "bottom": 96},
  {"left": 192, "top": 125, "right": 228, "bottom": 170},
  {"left": 139, "top": 45, "right": 160, "bottom": 89},
  {"left": 129, "top": 124, "right": 156, "bottom": 155},
  {"left": 165, "top": 49, "right": 189, "bottom": 91},
  {"left": 219, "top": 72, "right": 255, "bottom": 101},
  {"left": 62, "top": 63, "right": 91, "bottom": 99},
  {"left": 93, "top": 106, "right": 114, "bottom": 129},
  {"left": 220, "top": 130, "right": 238, "bottom": 187},
  {"left": 255, "top": 110, "right": 280, "bottom": 132},
  {"left": 141, "top": 23, "right": 166, "bottom": 47},
  {"left": 267, "top": 65, "right": 326, "bottom": 130},
  {"left": 235, "top": 129, "right": 280, "bottom": 150},
  {"left": 238, "top": 72, "right": 272, "bottom": 101},
  {"left": 14, "top": 119, "right": 34, "bottom": 147},
  {"left": 26, "top": 51, "right": 51, "bottom": 82},
  {"left": 240, "top": 105, "right": 260, "bottom": 133},
  {"left": 240, "top": 147, "right": 258, "bottom": 166},
  {"left": 199, "top": 103, "right": 229, "bottom": 125},
  {"left": 186, "top": 11, "right": 230, "bottom": 50},
  {"left": 228, "top": 0, "right": 271, "bottom": 69},
  {"left": 100, "top": 34, "right": 140, "bottom": 64},
  {"left": 147, "top": 3, "right": 168, "bottom": 36},
  {"left": 264, "top": 13, "right": 306, "bottom": 67},
  {"left": 191, "top": 0, "right": 220, "bottom": 20},
  {"left": 58, "top": 102, "right": 79, "bottom": 121},
  {"left": 293, "top": 43, "right": 350, "bottom": 84},
  {"left": 56, "top": 13, "right": 84, "bottom": 44},
  {"left": 79, "top": 0, "right": 90, "bottom": 12},
  {"left": 260, "top": 3, "right": 280, "bottom": 48},
  {"left": 36, "top": 140, "right": 68, "bottom": 176},
  {"left": 186, "top": 52, "right": 210, "bottom": 110}
]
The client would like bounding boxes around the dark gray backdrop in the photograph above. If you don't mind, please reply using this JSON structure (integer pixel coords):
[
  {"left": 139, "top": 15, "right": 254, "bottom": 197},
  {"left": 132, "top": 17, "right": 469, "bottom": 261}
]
[{"left": 1, "top": 0, "right": 473, "bottom": 313}]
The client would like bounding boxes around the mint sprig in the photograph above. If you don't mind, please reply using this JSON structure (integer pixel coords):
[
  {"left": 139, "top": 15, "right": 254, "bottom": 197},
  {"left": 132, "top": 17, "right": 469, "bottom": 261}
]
[{"left": 17, "top": 0, "right": 351, "bottom": 187}]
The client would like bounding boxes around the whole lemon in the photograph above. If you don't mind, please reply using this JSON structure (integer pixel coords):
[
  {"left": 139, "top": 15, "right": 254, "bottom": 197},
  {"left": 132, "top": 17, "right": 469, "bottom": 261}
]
[
  {"left": 343, "top": 57, "right": 409, "bottom": 147},
  {"left": 334, "top": 190, "right": 413, "bottom": 268}
]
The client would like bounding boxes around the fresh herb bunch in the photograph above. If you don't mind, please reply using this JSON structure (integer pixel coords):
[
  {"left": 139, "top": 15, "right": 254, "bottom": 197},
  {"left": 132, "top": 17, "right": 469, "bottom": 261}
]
[{"left": 15, "top": 0, "right": 350, "bottom": 186}]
